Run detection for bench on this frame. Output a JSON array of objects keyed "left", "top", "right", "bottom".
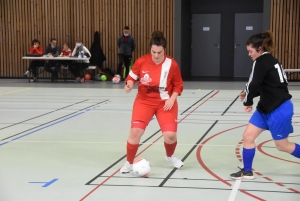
[{"left": 284, "top": 69, "right": 300, "bottom": 80}]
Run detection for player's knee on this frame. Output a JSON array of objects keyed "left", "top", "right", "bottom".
[
  {"left": 275, "top": 141, "right": 291, "bottom": 152},
  {"left": 274, "top": 138, "right": 292, "bottom": 152},
  {"left": 275, "top": 144, "right": 287, "bottom": 152},
  {"left": 243, "top": 132, "right": 255, "bottom": 143},
  {"left": 129, "top": 128, "right": 144, "bottom": 141},
  {"left": 161, "top": 124, "right": 177, "bottom": 141}
]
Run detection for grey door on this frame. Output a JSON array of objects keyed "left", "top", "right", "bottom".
[
  {"left": 234, "top": 13, "right": 263, "bottom": 77},
  {"left": 191, "top": 14, "right": 221, "bottom": 76}
]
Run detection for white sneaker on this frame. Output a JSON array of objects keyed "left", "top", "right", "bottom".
[
  {"left": 120, "top": 161, "right": 132, "bottom": 173},
  {"left": 165, "top": 155, "right": 184, "bottom": 168}
]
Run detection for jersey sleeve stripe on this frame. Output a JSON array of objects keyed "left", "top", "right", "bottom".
[
  {"left": 244, "top": 60, "right": 256, "bottom": 104},
  {"left": 129, "top": 71, "right": 139, "bottom": 80}
]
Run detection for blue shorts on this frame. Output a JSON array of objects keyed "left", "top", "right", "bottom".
[{"left": 249, "top": 100, "right": 294, "bottom": 140}]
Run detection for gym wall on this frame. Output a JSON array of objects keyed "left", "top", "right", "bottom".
[{"left": 0, "top": 0, "right": 174, "bottom": 78}]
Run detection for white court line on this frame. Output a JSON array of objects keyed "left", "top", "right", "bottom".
[{"left": 228, "top": 179, "right": 242, "bottom": 201}]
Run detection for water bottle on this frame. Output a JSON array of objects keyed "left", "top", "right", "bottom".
[{"left": 80, "top": 51, "right": 84, "bottom": 58}]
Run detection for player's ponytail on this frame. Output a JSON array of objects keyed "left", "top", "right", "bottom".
[
  {"left": 261, "top": 31, "right": 275, "bottom": 53},
  {"left": 150, "top": 31, "right": 167, "bottom": 49},
  {"left": 246, "top": 30, "right": 275, "bottom": 53}
]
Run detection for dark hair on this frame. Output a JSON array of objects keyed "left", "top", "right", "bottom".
[
  {"left": 50, "top": 38, "right": 57, "bottom": 42},
  {"left": 246, "top": 30, "right": 275, "bottom": 53},
  {"left": 124, "top": 26, "right": 130, "bottom": 30},
  {"left": 31, "top": 39, "right": 40, "bottom": 46},
  {"left": 150, "top": 31, "right": 167, "bottom": 49},
  {"left": 64, "top": 42, "right": 70, "bottom": 47}
]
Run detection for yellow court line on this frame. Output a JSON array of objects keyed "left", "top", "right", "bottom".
[{"left": 0, "top": 88, "right": 32, "bottom": 96}]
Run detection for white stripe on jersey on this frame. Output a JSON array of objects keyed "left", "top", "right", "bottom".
[
  {"left": 244, "top": 60, "right": 256, "bottom": 104},
  {"left": 159, "top": 58, "right": 172, "bottom": 100},
  {"left": 129, "top": 70, "right": 139, "bottom": 80}
]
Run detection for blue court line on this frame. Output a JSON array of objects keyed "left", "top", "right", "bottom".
[
  {"left": 29, "top": 178, "right": 58, "bottom": 187},
  {"left": 0, "top": 111, "right": 86, "bottom": 147}
]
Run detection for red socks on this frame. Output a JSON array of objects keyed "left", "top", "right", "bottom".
[
  {"left": 126, "top": 141, "right": 139, "bottom": 164},
  {"left": 126, "top": 141, "right": 177, "bottom": 163},
  {"left": 164, "top": 141, "right": 177, "bottom": 157}
]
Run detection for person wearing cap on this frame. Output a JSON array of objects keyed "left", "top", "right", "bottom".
[{"left": 118, "top": 26, "right": 136, "bottom": 79}]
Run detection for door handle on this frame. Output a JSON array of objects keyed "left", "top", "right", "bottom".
[
  {"left": 234, "top": 44, "right": 241, "bottom": 48},
  {"left": 214, "top": 44, "right": 220, "bottom": 48}
]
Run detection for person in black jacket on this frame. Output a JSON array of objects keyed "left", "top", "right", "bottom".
[
  {"left": 118, "top": 26, "right": 136, "bottom": 79},
  {"left": 44, "top": 38, "right": 61, "bottom": 82},
  {"left": 90, "top": 31, "right": 106, "bottom": 70},
  {"left": 230, "top": 31, "right": 300, "bottom": 180}
]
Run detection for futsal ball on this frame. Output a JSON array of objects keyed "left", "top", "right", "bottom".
[
  {"left": 112, "top": 74, "right": 121, "bottom": 83},
  {"left": 84, "top": 73, "right": 91, "bottom": 80},
  {"left": 100, "top": 75, "right": 107, "bottom": 81},
  {"left": 132, "top": 158, "right": 151, "bottom": 177}
]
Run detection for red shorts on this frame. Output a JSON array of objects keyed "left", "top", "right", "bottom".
[{"left": 131, "top": 98, "right": 178, "bottom": 132}]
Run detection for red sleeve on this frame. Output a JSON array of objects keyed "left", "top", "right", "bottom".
[
  {"left": 171, "top": 60, "right": 183, "bottom": 96},
  {"left": 29, "top": 47, "right": 35, "bottom": 54},
  {"left": 125, "top": 57, "right": 143, "bottom": 84},
  {"left": 29, "top": 46, "right": 43, "bottom": 55},
  {"left": 36, "top": 46, "right": 43, "bottom": 55}
]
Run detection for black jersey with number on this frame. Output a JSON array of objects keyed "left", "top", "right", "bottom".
[{"left": 243, "top": 52, "right": 292, "bottom": 114}]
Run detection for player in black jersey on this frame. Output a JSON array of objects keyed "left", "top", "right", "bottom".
[{"left": 230, "top": 31, "right": 300, "bottom": 179}]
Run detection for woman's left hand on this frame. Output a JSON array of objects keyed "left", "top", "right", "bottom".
[
  {"left": 164, "top": 98, "right": 175, "bottom": 111},
  {"left": 244, "top": 106, "right": 252, "bottom": 113}
]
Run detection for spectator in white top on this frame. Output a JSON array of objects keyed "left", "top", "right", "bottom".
[{"left": 69, "top": 38, "right": 91, "bottom": 83}]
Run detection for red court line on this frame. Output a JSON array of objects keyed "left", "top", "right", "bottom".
[
  {"left": 196, "top": 124, "right": 266, "bottom": 200},
  {"left": 79, "top": 90, "right": 220, "bottom": 200},
  {"left": 288, "top": 188, "right": 300, "bottom": 193},
  {"left": 263, "top": 177, "right": 273, "bottom": 181},
  {"left": 235, "top": 136, "right": 300, "bottom": 194},
  {"left": 257, "top": 135, "right": 300, "bottom": 165},
  {"left": 275, "top": 182, "right": 285, "bottom": 187}
]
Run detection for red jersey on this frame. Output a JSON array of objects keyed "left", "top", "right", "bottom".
[
  {"left": 61, "top": 48, "right": 72, "bottom": 56},
  {"left": 29, "top": 46, "right": 43, "bottom": 55},
  {"left": 126, "top": 54, "right": 183, "bottom": 100}
]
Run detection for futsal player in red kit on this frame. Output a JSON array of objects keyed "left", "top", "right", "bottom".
[{"left": 120, "top": 31, "right": 184, "bottom": 173}]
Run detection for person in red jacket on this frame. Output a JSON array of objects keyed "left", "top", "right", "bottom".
[
  {"left": 23, "top": 39, "right": 44, "bottom": 81},
  {"left": 120, "top": 31, "right": 184, "bottom": 173}
]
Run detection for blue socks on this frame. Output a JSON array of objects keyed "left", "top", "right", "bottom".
[
  {"left": 242, "top": 144, "right": 299, "bottom": 172},
  {"left": 291, "top": 143, "right": 300, "bottom": 158},
  {"left": 243, "top": 147, "right": 256, "bottom": 172}
]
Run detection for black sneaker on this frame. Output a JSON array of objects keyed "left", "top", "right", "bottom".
[{"left": 230, "top": 167, "right": 255, "bottom": 180}]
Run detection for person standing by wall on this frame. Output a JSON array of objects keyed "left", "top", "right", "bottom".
[{"left": 118, "top": 26, "right": 136, "bottom": 79}]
